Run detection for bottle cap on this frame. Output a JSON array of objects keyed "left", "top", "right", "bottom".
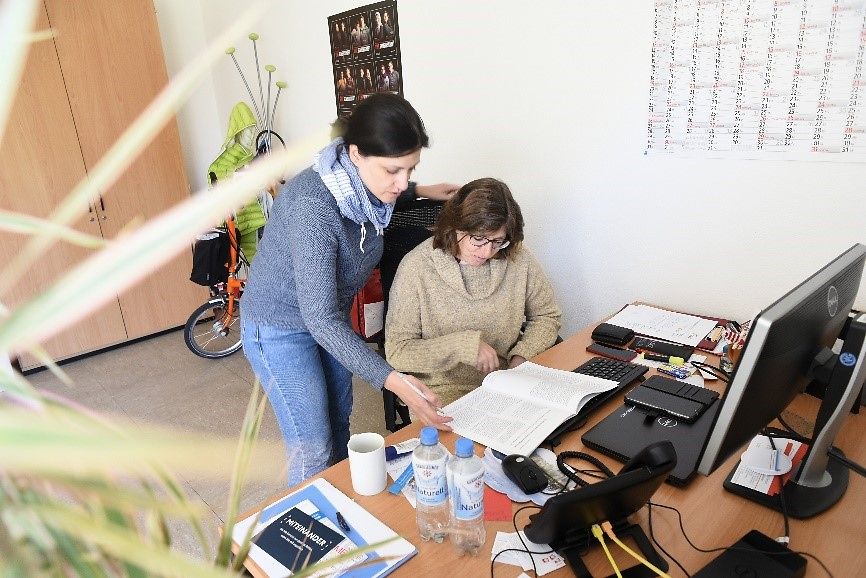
[
  {"left": 455, "top": 437, "right": 474, "bottom": 457},
  {"left": 420, "top": 426, "right": 439, "bottom": 445}
]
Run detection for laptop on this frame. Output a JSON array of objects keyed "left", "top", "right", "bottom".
[{"left": 581, "top": 399, "right": 721, "bottom": 486}]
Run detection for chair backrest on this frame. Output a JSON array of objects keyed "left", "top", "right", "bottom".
[
  {"left": 379, "top": 199, "right": 444, "bottom": 313},
  {"left": 379, "top": 198, "right": 443, "bottom": 433}
]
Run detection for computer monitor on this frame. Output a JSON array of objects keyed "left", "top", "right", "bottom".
[{"left": 696, "top": 243, "right": 866, "bottom": 517}]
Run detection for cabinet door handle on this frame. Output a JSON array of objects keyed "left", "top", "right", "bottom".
[
  {"left": 99, "top": 196, "right": 105, "bottom": 211},
  {"left": 89, "top": 203, "right": 95, "bottom": 222}
]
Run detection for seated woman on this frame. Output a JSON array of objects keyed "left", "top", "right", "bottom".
[{"left": 385, "top": 177, "right": 561, "bottom": 407}]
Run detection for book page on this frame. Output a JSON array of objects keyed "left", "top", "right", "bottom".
[
  {"left": 480, "top": 362, "right": 617, "bottom": 412},
  {"left": 442, "top": 363, "right": 617, "bottom": 456},
  {"left": 444, "top": 388, "right": 574, "bottom": 456}
]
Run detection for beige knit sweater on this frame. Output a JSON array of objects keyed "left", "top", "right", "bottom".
[{"left": 385, "top": 238, "right": 561, "bottom": 406}]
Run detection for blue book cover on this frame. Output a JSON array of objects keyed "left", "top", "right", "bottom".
[{"left": 253, "top": 507, "right": 344, "bottom": 573}]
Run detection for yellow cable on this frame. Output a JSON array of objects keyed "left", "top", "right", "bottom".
[
  {"left": 591, "top": 524, "right": 623, "bottom": 578},
  {"left": 601, "top": 521, "right": 671, "bottom": 578}
]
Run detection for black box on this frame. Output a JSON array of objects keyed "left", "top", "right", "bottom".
[{"left": 591, "top": 323, "right": 634, "bottom": 347}]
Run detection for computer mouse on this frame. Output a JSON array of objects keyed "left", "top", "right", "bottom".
[{"left": 501, "top": 454, "right": 548, "bottom": 494}]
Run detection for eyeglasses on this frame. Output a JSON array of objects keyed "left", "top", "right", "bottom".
[{"left": 462, "top": 234, "right": 510, "bottom": 250}]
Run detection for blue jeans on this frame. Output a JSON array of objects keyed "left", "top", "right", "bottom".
[{"left": 241, "top": 320, "right": 353, "bottom": 486}]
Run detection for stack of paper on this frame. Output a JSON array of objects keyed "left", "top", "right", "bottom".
[{"left": 606, "top": 304, "right": 719, "bottom": 347}]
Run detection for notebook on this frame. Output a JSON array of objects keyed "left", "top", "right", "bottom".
[
  {"left": 233, "top": 479, "right": 415, "bottom": 577},
  {"left": 581, "top": 399, "right": 721, "bottom": 486}
]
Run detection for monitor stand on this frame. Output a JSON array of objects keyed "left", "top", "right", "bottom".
[
  {"left": 723, "top": 314, "right": 866, "bottom": 518},
  {"left": 552, "top": 518, "right": 667, "bottom": 578}
]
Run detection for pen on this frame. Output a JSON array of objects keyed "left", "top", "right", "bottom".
[
  {"left": 336, "top": 511, "right": 351, "bottom": 533},
  {"left": 398, "top": 373, "right": 448, "bottom": 416},
  {"left": 388, "top": 462, "right": 415, "bottom": 495},
  {"left": 643, "top": 353, "right": 685, "bottom": 365},
  {"left": 399, "top": 372, "right": 430, "bottom": 402}
]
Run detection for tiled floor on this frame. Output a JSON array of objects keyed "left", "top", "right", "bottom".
[{"left": 24, "top": 328, "right": 390, "bottom": 561}]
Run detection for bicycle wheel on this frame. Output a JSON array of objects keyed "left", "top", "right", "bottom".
[{"left": 184, "top": 296, "right": 243, "bottom": 358}]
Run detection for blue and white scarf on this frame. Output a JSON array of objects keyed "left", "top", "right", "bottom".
[{"left": 313, "top": 138, "right": 393, "bottom": 251}]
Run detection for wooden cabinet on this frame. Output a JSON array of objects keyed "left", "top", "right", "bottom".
[{"left": 0, "top": 1, "right": 205, "bottom": 370}]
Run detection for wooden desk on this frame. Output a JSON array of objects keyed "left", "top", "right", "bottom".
[{"left": 236, "top": 322, "right": 866, "bottom": 577}]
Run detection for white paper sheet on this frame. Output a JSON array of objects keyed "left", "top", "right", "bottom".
[{"left": 606, "top": 304, "right": 719, "bottom": 347}]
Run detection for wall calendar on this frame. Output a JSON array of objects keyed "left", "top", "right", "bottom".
[{"left": 647, "top": 0, "right": 866, "bottom": 160}]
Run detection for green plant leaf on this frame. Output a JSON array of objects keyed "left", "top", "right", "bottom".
[
  {"left": 5, "top": 504, "right": 238, "bottom": 578},
  {"left": 23, "top": 345, "right": 73, "bottom": 386},
  {"left": 0, "top": 136, "right": 322, "bottom": 356},
  {"left": 217, "top": 382, "right": 267, "bottom": 567},
  {"left": 0, "top": 406, "right": 285, "bottom": 481},
  {"left": 0, "top": 362, "right": 41, "bottom": 408},
  {"left": 0, "top": 0, "right": 39, "bottom": 147},
  {"left": 0, "top": 210, "right": 106, "bottom": 248},
  {"left": 290, "top": 538, "right": 400, "bottom": 578}
]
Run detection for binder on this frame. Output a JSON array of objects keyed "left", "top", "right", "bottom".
[{"left": 233, "top": 479, "right": 415, "bottom": 577}]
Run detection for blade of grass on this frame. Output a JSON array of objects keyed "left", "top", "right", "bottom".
[
  {"left": 0, "top": 135, "right": 322, "bottom": 355},
  {"left": 0, "top": 210, "right": 106, "bottom": 248},
  {"left": 14, "top": 473, "right": 207, "bottom": 520},
  {"left": 24, "top": 345, "right": 73, "bottom": 385},
  {"left": 0, "top": 0, "right": 39, "bottom": 147},
  {"left": 216, "top": 382, "right": 267, "bottom": 567},
  {"left": 0, "top": 362, "right": 41, "bottom": 408},
  {"left": 0, "top": 407, "right": 284, "bottom": 481},
  {"left": 290, "top": 538, "right": 400, "bottom": 578},
  {"left": 33, "top": 394, "right": 221, "bottom": 557},
  {"left": 7, "top": 504, "right": 240, "bottom": 578},
  {"left": 14, "top": 482, "right": 123, "bottom": 578},
  {"left": 0, "top": 0, "right": 273, "bottom": 297}
]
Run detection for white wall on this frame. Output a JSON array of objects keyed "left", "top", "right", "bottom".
[
  {"left": 166, "top": 1, "right": 866, "bottom": 335},
  {"left": 153, "top": 0, "right": 222, "bottom": 193}
]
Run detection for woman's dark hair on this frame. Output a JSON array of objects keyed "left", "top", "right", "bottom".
[
  {"left": 433, "top": 178, "right": 524, "bottom": 260},
  {"left": 342, "top": 93, "right": 429, "bottom": 157}
]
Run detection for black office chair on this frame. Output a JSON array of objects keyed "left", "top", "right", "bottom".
[{"left": 379, "top": 198, "right": 444, "bottom": 432}]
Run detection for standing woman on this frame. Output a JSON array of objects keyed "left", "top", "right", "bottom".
[{"left": 241, "top": 94, "right": 452, "bottom": 486}]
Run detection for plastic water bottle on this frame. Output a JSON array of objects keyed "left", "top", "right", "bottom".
[
  {"left": 412, "top": 427, "right": 449, "bottom": 542},
  {"left": 447, "top": 437, "right": 486, "bottom": 555}
]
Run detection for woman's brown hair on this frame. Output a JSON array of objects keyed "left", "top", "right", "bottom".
[{"left": 432, "top": 178, "right": 524, "bottom": 260}]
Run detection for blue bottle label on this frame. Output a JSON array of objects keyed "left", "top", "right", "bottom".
[
  {"left": 413, "top": 456, "right": 448, "bottom": 507},
  {"left": 452, "top": 469, "right": 484, "bottom": 521}
]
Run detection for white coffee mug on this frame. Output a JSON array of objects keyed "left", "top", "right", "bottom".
[{"left": 347, "top": 432, "right": 387, "bottom": 496}]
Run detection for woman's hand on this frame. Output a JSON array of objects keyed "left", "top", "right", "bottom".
[
  {"left": 384, "top": 371, "right": 452, "bottom": 430},
  {"left": 508, "top": 355, "right": 527, "bottom": 368},
  {"left": 416, "top": 182, "right": 461, "bottom": 202},
  {"left": 476, "top": 341, "right": 501, "bottom": 374}
]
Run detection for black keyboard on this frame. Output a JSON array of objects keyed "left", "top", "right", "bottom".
[
  {"left": 543, "top": 357, "right": 648, "bottom": 446},
  {"left": 576, "top": 357, "right": 648, "bottom": 383}
]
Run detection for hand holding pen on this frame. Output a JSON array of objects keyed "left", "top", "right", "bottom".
[{"left": 385, "top": 371, "right": 452, "bottom": 430}]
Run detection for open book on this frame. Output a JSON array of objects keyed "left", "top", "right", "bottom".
[
  {"left": 442, "top": 361, "right": 618, "bottom": 456},
  {"left": 233, "top": 478, "right": 415, "bottom": 577}
]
